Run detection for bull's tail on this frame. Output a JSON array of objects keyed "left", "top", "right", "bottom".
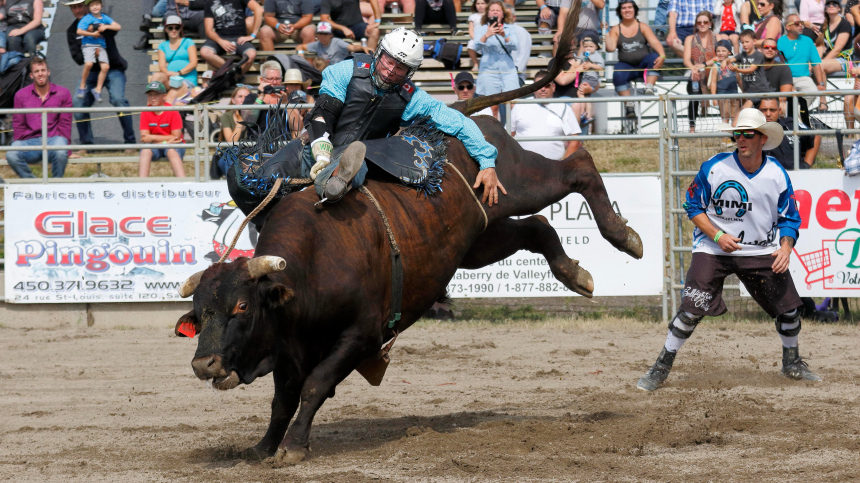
[{"left": 449, "top": 1, "right": 581, "bottom": 116}]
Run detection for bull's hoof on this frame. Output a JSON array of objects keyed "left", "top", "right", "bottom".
[
  {"left": 550, "top": 257, "right": 594, "bottom": 298},
  {"left": 618, "top": 225, "right": 644, "bottom": 260},
  {"left": 271, "top": 447, "right": 308, "bottom": 466}
]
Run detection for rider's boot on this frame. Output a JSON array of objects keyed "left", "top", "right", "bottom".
[
  {"left": 636, "top": 347, "right": 676, "bottom": 392},
  {"left": 323, "top": 141, "right": 366, "bottom": 202},
  {"left": 781, "top": 346, "right": 821, "bottom": 381}
]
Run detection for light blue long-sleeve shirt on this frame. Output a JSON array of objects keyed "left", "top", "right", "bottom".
[{"left": 319, "top": 59, "right": 499, "bottom": 170}]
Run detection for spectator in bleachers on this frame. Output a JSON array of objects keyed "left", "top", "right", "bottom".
[
  {"left": 138, "top": 80, "right": 186, "bottom": 178},
  {"left": 707, "top": 39, "right": 739, "bottom": 122},
  {"left": 761, "top": 37, "right": 793, "bottom": 115},
  {"left": 666, "top": 0, "right": 712, "bottom": 56},
  {"left": 7, "top": 57, "right": 72, "bottom": 179},
  {"left": 283, "top": 68, "right": 311, "bottom": 133},
  {"left": 0, "top": 2, "right": 7, "bottom": 55},
  {"left": 414, "top": 0, "right": 459, "bottom": 36},
  {"left": 157, "top": 15, "right": 199, "bottom": 87},
  {"left": 713, "top": 0, "right": 740, "bottom": 53},
  {"left": 535, "top": 0, "right": 560, "bottom": 53},
  {"left": 369, "top": 0, "right": 414, "bottom": 15},
  {"left": 506, "top": 5, "right": 530, "bottom": 85},
  {"left": 165, "top": 0, "right": 207, "bottom": 39},
  {"left": 511, "top": 69, "right": 580, "bottom": 160},
  {"left": 554, "top": 0, "right": 603, "bottom": 53},
  {"left": 474, "top": 0, "right": 518, "bottom": 124},
  {"left": 467, "top": 0, "right": 486, "bottom": 71},
  {"left": 818, "top": 1, "right": 851, "bottom": 74},
  {"left": 200, "top": 0, "right": 263, "bottom": 73},
  {"left": 683, "top": 10, "right": 716, "bottom": 131},
  {"left": 655, "top": 0, "right": 670, "bottom": 38},
  {"left": 798, "top": 0, "right": 824, "bottom": 40},
  {"left": 727, "top": 29, "right": 772, "bottom": 108},
  {"left": 259, "top": 0, "right": 317, "bottom": 50},
  {"left": 752, "top": 0, "right": 783, "bottom": 47},
  {"left": 570, "top": 31, "right": 603, "bottom": 126},
  {"left": 738, "top": 0, "right": 761, "bottom": 28},
  {"left": 759, "top": 97, "right": 820, "bottom": 169},
  {"left": 321, "top": 0, "right": 380, "bottom": 50},
  {"left": 76, "top": 0, "right": 120, "bottom": 103},
  {"left": 239, "top": 60, "right": 290, "bottom": 131},
  {"left": 606, "top": 0, "right": 666, "bottom": 114},
  {"left": 453, "top": 71, "right": 494, "bottom": 117},
  {"left": 5, "top": 0, "right": 45, "bottom": 56},
  {"left": 298, "top": 21, "right": 370, "bottom": 65},
  {"left": 63, "top": 0, "right": 135, "bottom": 156},
  {"left": 778, "top": 14, "right": 827, "bottom": 110},
  {"left": 220, "top": 85, "right": 251, "bottom": 143}
]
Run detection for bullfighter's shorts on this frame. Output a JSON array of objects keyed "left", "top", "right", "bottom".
[{"left": 680, "top": 252, "right": 802, "bottom": 318}]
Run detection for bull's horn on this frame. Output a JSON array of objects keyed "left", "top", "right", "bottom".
[
  {"left": 178, "top": 270, "right": 205, "bottom": 298},
  {"left": 247, "top": 256, "right": 287, "bottom": 278}
]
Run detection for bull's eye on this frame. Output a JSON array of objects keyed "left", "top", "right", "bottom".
[{"left": 234, "top": 301, "right": 248, "bottom": 314}]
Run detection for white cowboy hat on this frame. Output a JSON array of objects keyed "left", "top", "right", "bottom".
[
  {"left": 283, "top": 68, "right": 311, "bottom": 88},
  {"left": 717, "top": 108, "right": 784, "bottom": 151}
]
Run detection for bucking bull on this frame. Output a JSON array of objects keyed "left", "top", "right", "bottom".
[{"left": 174, "top": 5, "right": 643, "bottom": 465}]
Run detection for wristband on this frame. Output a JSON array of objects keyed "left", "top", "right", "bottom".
[
  {"left": 162, "top": 140, "right": 168, "bottom": 144},
  {"left": 714, "top": 230, "right": 725, "bottom": 243},
  {"left": 250, "top": 33, "right": 257, "bottom": 39},
  {"left": 276, "top": 22, "right": 281, "bottom": 30},
  {"left": 375, "top": 18, "right": 381, "bottom": 23},
  {"left": 659, "top": 55, "right": 666, "bottom": 59},
  {"left": 540, "top": 4, "right": 547, "bottom": 9}
]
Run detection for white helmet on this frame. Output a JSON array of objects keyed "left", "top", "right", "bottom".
[{"left": 372, "top": 27, "right": 424, "bottom": 91}]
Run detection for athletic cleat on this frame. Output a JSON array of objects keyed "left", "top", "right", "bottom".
[
  {"left": 636, "top": 347, "right": 676, "bottom": 392},
  {"left": 781, "top": 346, "right": 821, "bottom": 381},
  {"left": 323, "top": 141, "right": 366, "bottom": 202}
]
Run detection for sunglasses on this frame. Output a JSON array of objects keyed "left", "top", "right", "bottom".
[
  {"left": 757, "top": 2, "right": 767, "bottom": 6},
  {"left": 696, "top": 20, "right": 710, "bottom": 25},
  {"left": 762, "top": 44, "right": 778, "bottom": 50},
  {"left": 457, "top": 83, "right": 474, "bottom": 90},
  {"left": 732, "top": 130, "right": 759, "bottom": 140},
  {"left": 165, "top": 25, "right": 181, "bottom": 31}
]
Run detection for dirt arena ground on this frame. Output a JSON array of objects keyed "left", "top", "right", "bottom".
[{"left": 1, "top": 317, "right": 859, "bottom": 482}]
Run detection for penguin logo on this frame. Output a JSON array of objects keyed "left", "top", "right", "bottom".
[
  {"left": 201, "top": 201, "right": 258, "bottom": 262},
  {"left": 713, "top": 181, "right": 751, "bottom": 217}
]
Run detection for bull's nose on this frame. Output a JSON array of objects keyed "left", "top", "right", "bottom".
[{"left": 191, "top": 355, "right": 225, "bottom": 380}]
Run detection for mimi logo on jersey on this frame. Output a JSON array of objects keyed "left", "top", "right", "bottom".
[{"left": 713, "top": 180, "right": 751, "bottom": 217}]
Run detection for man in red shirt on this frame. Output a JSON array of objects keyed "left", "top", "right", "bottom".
[{"left": 138, "top": 81, "right": 186, "bottom": 178}]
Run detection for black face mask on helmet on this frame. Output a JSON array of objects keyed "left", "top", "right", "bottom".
[{"left": 371, "top": 49, "right": 416, "bottom": 91}]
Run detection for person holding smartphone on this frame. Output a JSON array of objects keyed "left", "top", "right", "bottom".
[{"left": 473, "top": 0, "right": 518, "bottom": 124}]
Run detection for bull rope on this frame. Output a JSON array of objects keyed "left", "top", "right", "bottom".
[
  {"left": 358, "top": 185, "right": 404, "bottom": 331},
  {"left": 217, "top": 177, "right": 314, "bottom": 263},
  {"left": 445, "top": 162, "right": 488, "bottom": 231}
]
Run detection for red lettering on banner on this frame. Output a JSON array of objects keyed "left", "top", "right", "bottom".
[
  {"left": 78, "top": 211, "right": 86, "bottom": 237},
  {"left": 120, "top": 216, "right": 144, "bottom": 236},
  {"left": 794, "top": 190, "right": 811, "bottom": 230},
  {"left": 816, "top": 190, "right": 851, "bottom": 230},
  {"left": 147, "top": 217, "right": 171, "bottom": 236},
  {"left": 35, "top": 211, "right": 73, "bottom": 237},
  {"left": 89, "top": 217, "right": 116, "bottom": 237}
]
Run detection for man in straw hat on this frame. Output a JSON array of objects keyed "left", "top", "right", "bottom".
[{"left": 636, "top": 108, "right": 819, "bottom": 392}]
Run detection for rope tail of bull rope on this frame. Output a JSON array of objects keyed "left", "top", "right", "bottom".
[
  {"left": 445, "top": 161, "right": 488, "bottom": 231},
  {"left": 216, "top": 176, "right": 314, "bottom": 263},
  {"left": 358, "top": 185, "right": 404, "bottom": 333}
]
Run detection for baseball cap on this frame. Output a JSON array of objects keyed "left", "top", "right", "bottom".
[
  {"left": 317, "top": 22, "right": 333, "bottom": 34},
  {"left": 84, "top": 0, "right": 102, "bottom": 5},
  {"left": 825, "top": 0, "right": 841, "bottom": 5},
  {"left": 578, "top": 30, "right": 599, "bottom": 46},
  {"left": 164, "top": 15, "right": 182, "bottom": 27},
  {"left": 716, "top": 39, "right": 733, "bottom": 53},
  {"left": 145, "top": 81, "right": 167, "bottom": 94},
  {"left": 202, "top": 70, "right": 213, "bottom": 79},
  {"left": 454, "top": 71, "right": 475, "bottom": 86}
]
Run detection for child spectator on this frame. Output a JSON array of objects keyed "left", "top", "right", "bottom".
[
  {"left": 467, "top": 0, "right": 487, "bottom": 72},
  {"left": 571, "top": 32, "right": 603, "bottom": 127},
  {"left": 708, "top": 39, "right": 739, "bottom": 123},
  {"left": 139, "top": 81, "right": 186, "bottom": 178},
  {"left": 727, "top": 29, "right": 772, "bottom": 108},
  {"left": 714, "top": 0, "right": 740, "bottom": 53},
  {"left": 76, "top": 0, "right": 120, "bottom": 103},
  {"left": 298, "top": 21, "right": 369, "bottom": 65}
]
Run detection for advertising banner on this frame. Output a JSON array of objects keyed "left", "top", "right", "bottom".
[
  {"left": 4, "top": 177, "right": 663, "bottom": 303},
  {"left": 446, "top": 176, "right": 664, "bottom": 297},
  {"left": 781, "top": 171, "right": 860, "bottom": 297},
  {"left": 3, "top": 182, "right": 253, "bottom": 303}
]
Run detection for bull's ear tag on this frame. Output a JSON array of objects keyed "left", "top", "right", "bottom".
[{"left": 177, "top": 322, "right": 197, "bottom": 338}]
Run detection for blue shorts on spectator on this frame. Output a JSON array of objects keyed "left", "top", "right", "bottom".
[
  {"left": 146, "top": 148, "right": 186, "bottom": 160},
  {"left": 613, "top": 52, "right": 661, "bottom": 93}
]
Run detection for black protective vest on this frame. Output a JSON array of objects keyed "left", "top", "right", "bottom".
[{"left": 331, "top": 54, "right": 415, "bottom": 147}]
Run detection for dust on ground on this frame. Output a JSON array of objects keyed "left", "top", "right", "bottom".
[{"left": 1, "top": 317, "right": 858, "bottom": 482}]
